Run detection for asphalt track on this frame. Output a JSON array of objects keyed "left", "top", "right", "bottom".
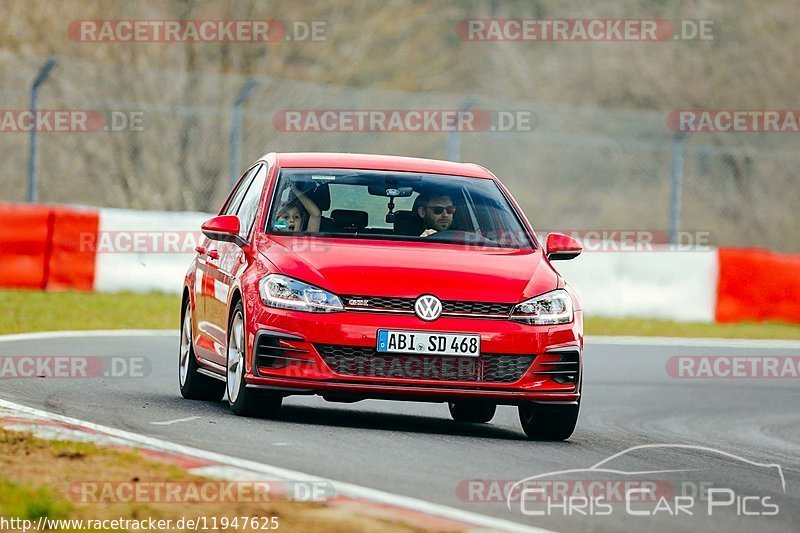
[{"left": 0, "top": 332, "right": 798, "bottom": 532}]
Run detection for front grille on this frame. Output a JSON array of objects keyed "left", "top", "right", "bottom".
[
  {"left": 442, "top": 301, "right": 512, "bottom": 315},
  {"left": 341, "top": 295, "right": 513, "bottom": 318},
  {"left": 316, "top": 344, "right": 534, "bottom": 383},
  {"left": 343, "top": 295, "right": 411, "bottom": 310}
]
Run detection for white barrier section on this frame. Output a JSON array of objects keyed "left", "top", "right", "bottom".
[
  {"left": 553, "top": 248, "right": 719, "bottom": 322},
  {"left": 94, "top": 208, "right": 212, "bottom": 293}
]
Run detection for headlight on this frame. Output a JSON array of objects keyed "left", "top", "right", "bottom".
[
  {"left": 510, "top": 289, "right": 573, "bottom": 325},
  {"left": 259, "top": 274, "right": 344, "bottom": 313}
]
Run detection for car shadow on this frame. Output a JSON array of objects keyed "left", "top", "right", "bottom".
[
  {"left": 270, "top": 403, "right": 529, "bottom": 440},
  {"left": 150, "top": 392, "right": 559, "bottom": 442}
]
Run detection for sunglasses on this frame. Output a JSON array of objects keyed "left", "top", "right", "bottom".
[{"left": 427, "top": 206, "right": 456, "bottom": 215}]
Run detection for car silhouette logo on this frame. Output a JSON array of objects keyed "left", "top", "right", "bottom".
[
  {"left": 505, "top": 443, "right": 787, "bottom": 511},
  {"left": 415, "top": 294, "right": 442, "bottom": 321}
]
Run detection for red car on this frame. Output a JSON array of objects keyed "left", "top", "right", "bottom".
[{"left": 180, "top": 153, "right": 583, "bottom": 440}]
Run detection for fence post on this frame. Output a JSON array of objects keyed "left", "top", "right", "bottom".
[
  {"left": 27, "top": 56, "right": 58, "bottom": 203},
  {"left": 446, "top": 96, "right": 477, "bottom": 162},
  {"left": 230, "top": 78, "right": 258, "bottom": 187},
  {"left": 669, "top": 131, "right": 686, "bottom": 245}
]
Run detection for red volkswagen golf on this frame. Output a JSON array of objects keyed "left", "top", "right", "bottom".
[{"left": 180, "top": 153, "right": 583, "bottom": 440}]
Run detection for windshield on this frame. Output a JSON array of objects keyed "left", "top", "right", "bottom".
[{"left": 265, "top": 168, "right": 533, "bottom": 249}]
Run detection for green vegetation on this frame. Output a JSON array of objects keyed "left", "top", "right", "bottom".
[
  {"left": 2, "top": 290, "right": 799, "bottom": 339},
  {"left": 0, "top": 480, "right": 72, "bottom": 521},
  {"left": 0, "top": 290, "right": 179, "bottom": 335}
]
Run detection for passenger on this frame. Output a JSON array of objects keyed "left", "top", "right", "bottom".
[
  {"left": 416, "top": 193, "right": 456, "bottom": 237},
  {"left": 274, "top": 184, "right": 321, "bottom": 232}
]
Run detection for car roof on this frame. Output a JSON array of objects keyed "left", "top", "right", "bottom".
[{"left": 260, "top": 152, "right": 495, "bottom": 180}]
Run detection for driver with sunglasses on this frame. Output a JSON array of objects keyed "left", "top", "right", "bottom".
[{"left": 417, "top": 193, "right": 456, "bottom": 237}]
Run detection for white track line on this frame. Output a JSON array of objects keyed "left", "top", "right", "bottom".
[
  {"left": 0, "top": 399, "right": 547, "bottom": 533},
  {"left": 150, "top": 416, "right": 201, "bottom": 426},
  {"left": 1, "top": 330, "right": 796, "bottom": 349},
  {"left": 587, "top": 335, "right": 800, "bottom": 349}
]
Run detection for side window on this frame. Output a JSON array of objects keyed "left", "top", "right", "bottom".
[
  {"left": 221, "top": 165, "right": 259, "bottom": 216},
  {"left": 235, "top": 164, "right": 268, "bottom": 239}
]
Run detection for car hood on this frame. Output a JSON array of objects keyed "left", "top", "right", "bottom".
[{"left": 257, "top": 235, "right": 558, "bottom": 303}]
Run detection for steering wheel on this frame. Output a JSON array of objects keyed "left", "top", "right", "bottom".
[{"left": 428, "top": 230, "right": 493, "bottom": 245}]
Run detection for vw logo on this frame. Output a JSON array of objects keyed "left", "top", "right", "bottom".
[{"left": 415, "top": 294, "right": 442, "bottom": 321}]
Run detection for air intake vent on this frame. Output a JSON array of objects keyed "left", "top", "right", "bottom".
[
  {"left": 255, "top": 331, "right": 310, "bottom": 370},
  {"left": 533, "top": 349, "right": 580, "bottom": 386}
]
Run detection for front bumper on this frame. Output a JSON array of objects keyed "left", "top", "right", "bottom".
[{"left": 244, "top": 304, "right": 583, "bottom": 404}]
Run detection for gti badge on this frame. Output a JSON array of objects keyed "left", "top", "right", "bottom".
[{"left": 415, "top": 294, "right": 442, "bottom": 321}]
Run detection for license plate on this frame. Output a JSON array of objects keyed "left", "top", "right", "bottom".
[{"left": 377, "top": 330, "right": 481, "bottom": 357}]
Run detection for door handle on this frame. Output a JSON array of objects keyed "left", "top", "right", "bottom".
[{"left": 207, "top": 250, "right": 220, "bottom": 260}]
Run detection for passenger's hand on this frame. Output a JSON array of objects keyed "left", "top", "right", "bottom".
[{"left": 420, "top": 229, "right": 438, "bottom": 237}]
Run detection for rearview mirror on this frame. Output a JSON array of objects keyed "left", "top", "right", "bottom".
[
  {"left": 201, "top": 215, "right": 245, "bottom": 246},
  {"left": 545, "top": 233, "right": 582, "bottom": 261},
  {"left": 367, "top": 183, "right": 414, "bottom": 197}
]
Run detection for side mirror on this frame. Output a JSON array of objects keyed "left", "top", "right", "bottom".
[
  {"left": 545, "top": 233, "right": 582, "bottom": 261},
  {"left": 201, "top": 215, "right": 245, "bottom": 247}
]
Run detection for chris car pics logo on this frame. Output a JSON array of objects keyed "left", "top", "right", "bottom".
[{"left": 505, "top": 444, "right": 784, "bottom": 518}]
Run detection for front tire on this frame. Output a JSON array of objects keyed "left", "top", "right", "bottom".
[
  {"left": 179, "top": 300, "right": 225, "bottom": 401},
  {"left": 448, "top": 401, "right": 496, "bottom": 423},
  {"left": 226, "top": 301, "right": 282, "bottom": 418},
  {"left": 518, "top": 401, "right": 580, "bottom": 441}
]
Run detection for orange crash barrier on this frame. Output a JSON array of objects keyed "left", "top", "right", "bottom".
[
  {"left": 47, "top": 207, "right": 100, "bottom": 290},
  {"left": 0, "top": 203, "right": 52, "bottom": 288},
  {"left": 0, "top": 203, "right": 99, "bottom": 290},
  {"left": 716, "top": 247, "right": 800, "bottom": 324}
]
